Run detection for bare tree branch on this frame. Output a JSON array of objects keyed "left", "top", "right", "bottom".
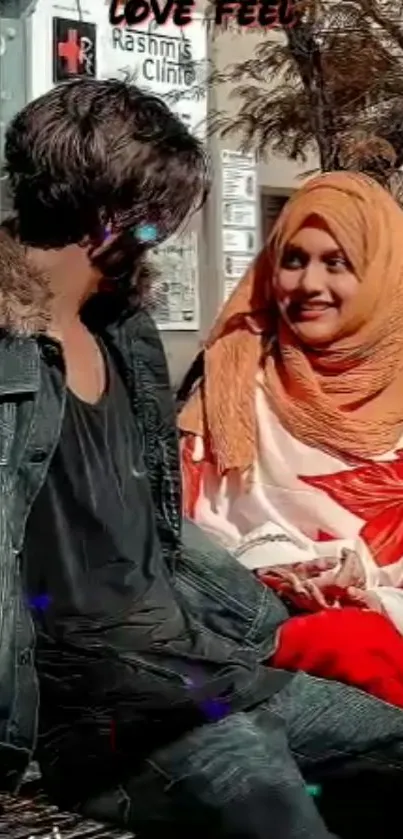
[{"left": 204, "top": 0, "right": 403, "bottom": 191}]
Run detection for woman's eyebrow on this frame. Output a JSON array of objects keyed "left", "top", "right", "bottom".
[
  {"left": 284, "top": 244, "right": 306, "bottom": 254},
  {"left": 286, "top": 245, "right": 345, "bottom": 258},
  {"left": 322, "top": 248, "right": 345, "bottom": 258}
]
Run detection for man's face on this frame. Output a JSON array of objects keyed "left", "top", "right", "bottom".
[{"left": 88, "top": 228, "right": 146, "bottom": 288}]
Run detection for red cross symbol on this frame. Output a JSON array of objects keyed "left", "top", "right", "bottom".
[{"left": 58, "top": 29, "right": 82, "bottom": 74}]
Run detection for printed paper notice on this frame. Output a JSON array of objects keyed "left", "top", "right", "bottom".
[
  {"left": 223, "top": 254, "right": 253, "bottom": 279},
  {"left": 221, "top": 151, "right": 257, "bottom": 202},
  {"left": 221, "top": 150, "right": 259, "bottom": 302},
  {"left": 223, "top": 228, "right": 257, "bottom": 255},
  {"left": 150, "top": 231, "right": 199, "bottom": 330},
  {"left": 223, "top": 201, "right": 256, "bottom": 228}
]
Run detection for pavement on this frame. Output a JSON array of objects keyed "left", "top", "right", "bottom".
[{"left": 0, "top": 765, "right": 135, "bottom": 839}]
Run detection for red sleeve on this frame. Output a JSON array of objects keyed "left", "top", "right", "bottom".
[{"left": 181, "top": 436, "right": 205, "bottom": 519}]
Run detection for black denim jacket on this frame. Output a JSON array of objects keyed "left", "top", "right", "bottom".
[{"left": 0, "top": 300, "right": 182, "bottom": 792}]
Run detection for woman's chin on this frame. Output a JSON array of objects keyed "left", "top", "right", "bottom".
[{"left": 290, "top": 314, "right": 340, "bottom": 346}]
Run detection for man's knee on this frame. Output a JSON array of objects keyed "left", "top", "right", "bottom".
[
  {"left": 146, "top": 712, "right": 329, "bottom": 837},
  {"left": 151, "top": 711, "right": 288, "bottom": 803}
]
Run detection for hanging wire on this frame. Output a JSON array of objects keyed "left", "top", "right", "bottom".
[{"left": 75, "top": 0, "right": 83, "bottom": 22}]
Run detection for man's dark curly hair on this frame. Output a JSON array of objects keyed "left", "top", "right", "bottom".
[{"left": 4, "top": 77, "right": 210, "bottom": 249}]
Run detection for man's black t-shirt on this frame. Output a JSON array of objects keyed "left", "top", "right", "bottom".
[
  {"left": 24, "top": 344, "right": 188, "bottom": 654},
  {"left": 22, "top": 343, "right": 277, "bottom": 788}
]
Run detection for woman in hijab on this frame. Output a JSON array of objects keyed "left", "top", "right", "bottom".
[{"left": 178, "top": 171, "right": 403, "bottom": 707}]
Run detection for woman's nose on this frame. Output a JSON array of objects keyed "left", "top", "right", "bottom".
[{"left": 299, "top": 264, "right": 323, "bottom": 293}]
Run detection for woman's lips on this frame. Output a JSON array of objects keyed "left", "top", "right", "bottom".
[{"left": 295, "top": 304, "right": 335, "bottom": 321}]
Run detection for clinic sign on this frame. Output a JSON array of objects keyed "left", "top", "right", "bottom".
[
  {"left": 99, "top": 14, "right": 207, "bottom": 137},
  {"left": 109, "top": 23, "right": 196, "bottom": 90}
]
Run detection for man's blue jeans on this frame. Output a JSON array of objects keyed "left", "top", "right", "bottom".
[{"left": 80, "top": 521, "right": 403, "bottom": 837}]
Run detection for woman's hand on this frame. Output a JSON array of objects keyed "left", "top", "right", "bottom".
[
  {"left": 257, "top": 549, "right": 368, "bottom": 612},
  {"left": 256, "top": 557, "right": 339, "bottom": 612},
  {"left": 313, "top": 549, "right": 367, "bottom": 605},
  {"left": 343, "top": 587, "right": 387, "bottom": 614}
]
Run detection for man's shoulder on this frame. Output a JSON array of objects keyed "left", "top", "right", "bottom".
[
  {"left": 123, "top": 306, "right": 162, "bottom": 346},
  {"left": 115, "top": 307, "right": 171, "bottom": 383},
  {"left": 0, "top": 334, "right": 40, "bottom": 397},
  {"left": 0, "top": 227, "right": 51, "bottom": 337}
]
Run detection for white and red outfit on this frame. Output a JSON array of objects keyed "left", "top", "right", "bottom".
[
  {"left": 182, "top": 378, "right": 403, "bottom": 708},
  {"left": 180, "top": 173, "right": 403, "bottom": 709}
]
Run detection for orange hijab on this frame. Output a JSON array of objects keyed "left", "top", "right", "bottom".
[{"left": 179, "top": 172, "right": 403, "bottom": 475}]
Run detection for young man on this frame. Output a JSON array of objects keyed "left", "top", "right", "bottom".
[{"left": 1, "top": 78, "right": 403, "bottom": 839}]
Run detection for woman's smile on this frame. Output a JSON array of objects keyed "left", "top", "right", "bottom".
[{"left": 290, "top": 301, "right": 336, "bottom": 321}]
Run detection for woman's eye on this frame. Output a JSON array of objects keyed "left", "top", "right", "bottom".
[
  {"left": 281, "top": 251, "right": 304, "bottom": 269},
  {"left": 326, "top": 257, "right": 348, "bottom": 272}
]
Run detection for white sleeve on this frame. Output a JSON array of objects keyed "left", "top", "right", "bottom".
[
  {"left": 201, "top": 520, "right": 373, "bottom": 574},
  {"left": 233, "top": 523, "right": 319, "bottom": 570},
  {"left": 373, "top": 588, "right": 403, "bottom": 634},
  {"left": 347, "top": 539, "right": 403, "bottom": 633}
]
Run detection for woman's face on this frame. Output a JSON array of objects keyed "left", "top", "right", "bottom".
[{"left": 273, "top": 222, "right": 360, "bottom": 345}]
